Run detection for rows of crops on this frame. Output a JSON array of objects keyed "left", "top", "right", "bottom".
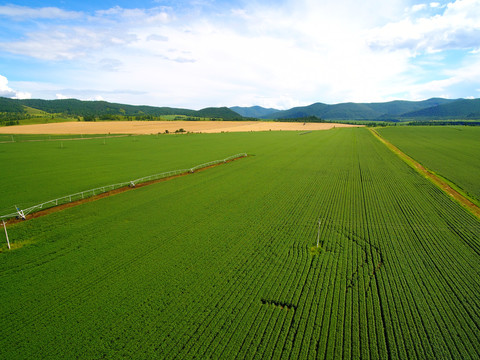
[
  {"left": 377, "top": 126, "right": 480, "bottom": 204},
  {"left": 0, "top": 152, "right": 247, "bottom": 220},
  {"left": 1, "top": 128, "right": 479, "bottom": 358},
  {"left": 0, "top": 132, "right": 254, "bottom": 214}
]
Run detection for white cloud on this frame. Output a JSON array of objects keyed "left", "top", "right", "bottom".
[
  {"left": 98, "top": 58, "right": 123, "bottom": 72},
  {"left": 14, "top": 91, "right": 32, "bottom": 100},
  {"left": 1, "top": 1, "right": 479, "bottom": 107},
  {"left": 411, "top": 4, "right": 427, "bottom": 12},
  {"left": 147, "top": 34, "right": 168, "bottom": 42},
  {"left": 0, "top": 26, "right": 138, "bottom": 60},
  {"left": 95, "top": 6, "right": 170, "bottom": 23},
  {"left": 0, "top": 4, "right": 81, "bottom": 20},
  {"left": 56, "top": 92, "right": 103, "bottom": 101},
  {"left": 368, "top": 0, "right": 480, "bottom": 53},
  {"left": 397, "top": 52, "right": 480, "bottom": 99},
  {"left": 0, "top": 75, "right": 31, "bottom": 99},
  {"left": 5, "top": 1, "right": 408, "bottom": 106}
]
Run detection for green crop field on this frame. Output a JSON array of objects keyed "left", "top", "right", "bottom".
[
  {"left": 0, "top": 132, "right": 255, "bottom": 214},
  {"left": 1, "top": 128, "right": 479, "bottom": 359},
  {"left": 377, "top": 126, "right": 480, "bottom": 204}
]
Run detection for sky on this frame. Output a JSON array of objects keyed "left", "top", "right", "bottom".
[{"left": 0, "top": 0, "right": 480, "bottom": 109}]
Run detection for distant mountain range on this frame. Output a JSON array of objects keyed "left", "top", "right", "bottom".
[
  {"left": 231, "top": 98, "right": 480, "bottom": 121},
  {"left": 2, "top": 96, "right": 480, "bottom": 121},
  {"left": 230, "top": 105, "right": 279, "bottom": 118}
]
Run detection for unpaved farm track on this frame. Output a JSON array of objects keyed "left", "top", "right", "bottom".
[
  {"left": 369, "top": 128, "right": 480, "bottom": 219},
  {"left": 0, "top": 120, "right": 360, "bottom": 135}
]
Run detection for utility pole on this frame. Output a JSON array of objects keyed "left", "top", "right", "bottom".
[
  {"left": 316, "top": 218, "right": 321, "bottom": 247},
  {"left": 2, "top": 220, "right": 10, "bottom": 250}
]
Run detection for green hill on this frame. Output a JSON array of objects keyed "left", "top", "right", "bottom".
[
  {"left": 230, "top": 106, "right": 279, "bottom": 118},
  {"left": 194, "top": 107, "right": 244, "bottom": 119},
  {"left": 269, "top": 102, "right": 330, "bottom": 119},
  {"left": 3, "top": 96, "right": 479, "bottom": 122},
  {"left": 401, "top": 98, "right": 480, "bottom": 119},
  {"left": 0, "top": 97, "right": 242, "bottom": 120},
  {"left": 370, "top": 98, "right": 456, "bottom": 116},
  {"left": 266, "top": 98, "right": 463, "bottom": 120},
  {"left": 321, "top": 103, "right": 382, "bottom": 119},
  {"left": 0, "top": 97, "right": 25, "bottom": 113},
  {"left": 19, "top": 99, "right": 196, "bottom": 117}
]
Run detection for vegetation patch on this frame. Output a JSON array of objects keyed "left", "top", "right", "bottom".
[
  {"left": 309, "top": 245, "right": 322, "bottom": 256},
  {"left": 260, "top": 299, "right": 297, "bottom": 311}
]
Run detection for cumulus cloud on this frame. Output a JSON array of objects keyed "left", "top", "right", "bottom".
[
  {"left": 0, "top": 1, "right": 478, "bottom": 107},
  {"left": 0, "top": 75, "right": 31, "bottom": 99},
  {"left": 0, "top": 26, "right": 138, "bottom": 60},
  {"left": 368, "top": 0, "right": 480, "bottom": 53},
  {"left": 0, "top": 1, "right": 410, "bottom": 106},
  {"left": 0, "top": 4, "right": 81, "bottom": 20},
  {"left": 95, "top": 6, "right": 170, "bottom": 23},
  {"left": 411, "top": 4, "right": 427, "bottom": 12}
]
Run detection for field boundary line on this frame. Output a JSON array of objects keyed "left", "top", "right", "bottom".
[
  {"left": 1, "top": 153, "right": 248, "bottom": 224},
  {"left": 0, "top": 134, "right": 130, "bottom": 143},
  {"left": 368, "top": 128, "right": 480, "bottom": 219}
]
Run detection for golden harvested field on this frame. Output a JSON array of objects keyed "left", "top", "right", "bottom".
[{"left": 0, "top": 121, "right": 361, "bottom": 134}]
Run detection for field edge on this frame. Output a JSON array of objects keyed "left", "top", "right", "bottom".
[{"left": 368, "top": 127, "right": 480, "bottom": 219}]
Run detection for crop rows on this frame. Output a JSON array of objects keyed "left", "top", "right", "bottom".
[
  {"left": 0, "top": 153, "right": 246, "bottom": 220},
  {"left": 377, "top": 126, "right": 480, "bottom": 204},
  {"left": 1, "top": 128, "right": 479, "bottom": 359}
]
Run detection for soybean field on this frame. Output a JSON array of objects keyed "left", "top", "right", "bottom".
[
  {"left": 0, "top": 132, "right": 251, "bottom": 214},
  {"left": 1, "top": 128, "right": 479, "bottom": 359},
  {"left": 377, "top": 126, "right": 480, "bottom": 204}
]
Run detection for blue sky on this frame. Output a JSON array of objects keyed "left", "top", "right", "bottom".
[{"left": 1, "top": 0, "right": 480, "bottom": 109}]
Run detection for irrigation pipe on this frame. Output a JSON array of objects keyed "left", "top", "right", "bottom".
[{"left": 1, "top": 153, "right": 247, "bottom": 221}]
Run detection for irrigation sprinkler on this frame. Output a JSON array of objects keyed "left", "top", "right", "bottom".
[
  {"left": 316, "top": 219, "right": 321, "bottom": 247},
  {"left": 0, "top": 153, "right": 248, "bottom": 221},
  {"left": 16, "top": 207, "right": 26, "bottom": 220},
  {"left": 2, "top": 220, "right": 10, "bottom": 250}
]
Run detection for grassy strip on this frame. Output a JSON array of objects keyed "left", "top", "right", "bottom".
[{"left": 368, "top": 127, "right": 480, "bottom": 219}]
